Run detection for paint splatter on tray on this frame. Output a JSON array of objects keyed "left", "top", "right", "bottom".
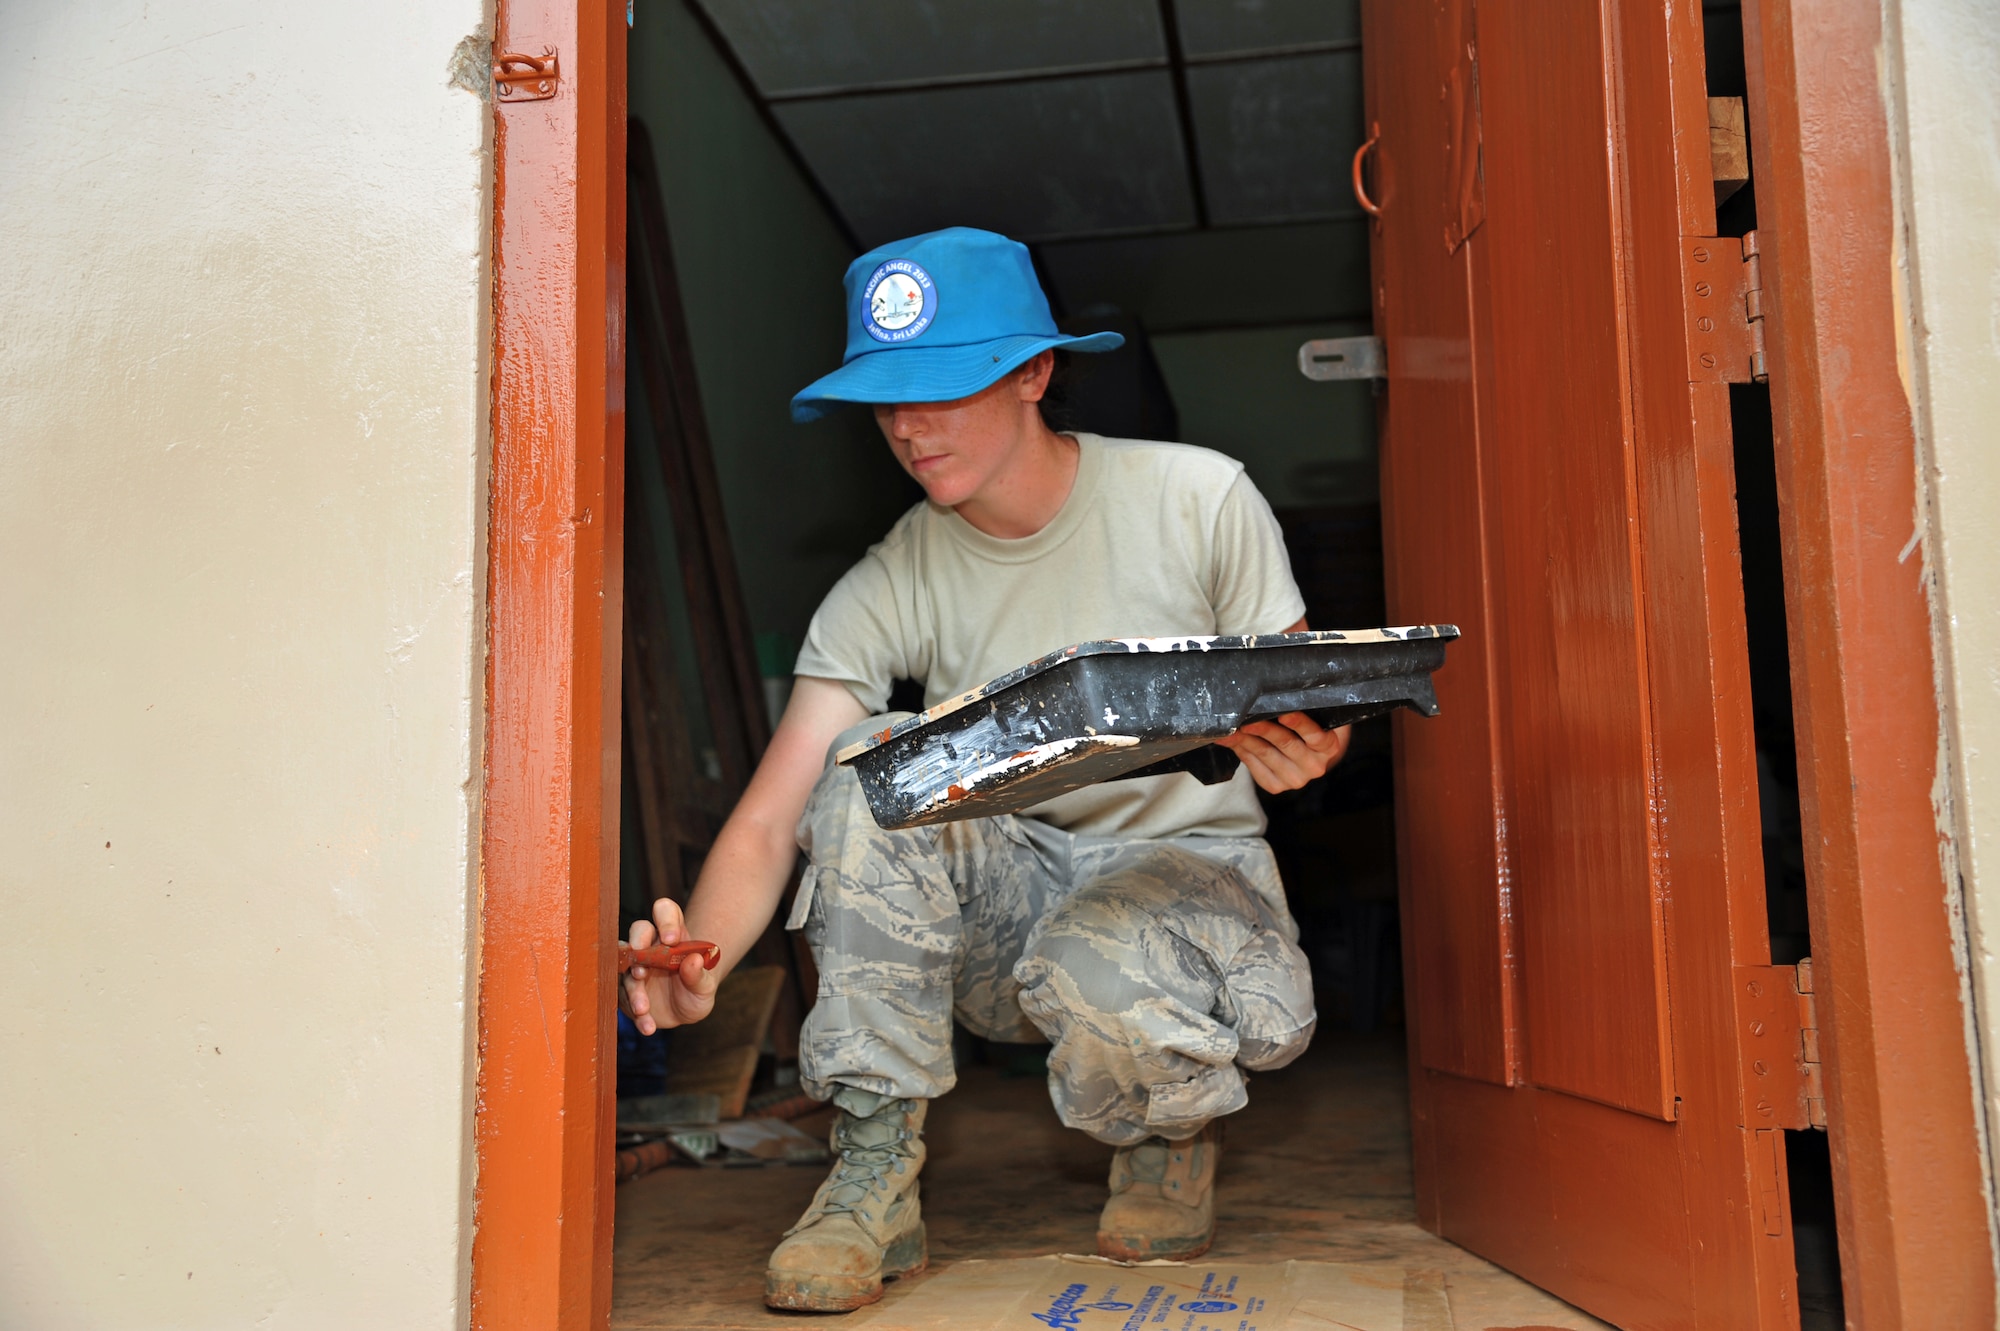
[{"left": 838, "top": 628, "right": 1458, "bottom": 829}]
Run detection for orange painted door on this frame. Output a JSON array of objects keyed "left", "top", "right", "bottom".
[{"left": 1363, "top": 1, "right": 1800, "bottom": 1326}]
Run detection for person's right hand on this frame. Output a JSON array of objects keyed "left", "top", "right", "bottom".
[{"left": 620, "top": 898, "right": 723, "bottom": 1034}]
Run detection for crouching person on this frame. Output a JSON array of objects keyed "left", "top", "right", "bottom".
[{"left": 618, "top": 228, "right": 1346, "bottom": 1313}]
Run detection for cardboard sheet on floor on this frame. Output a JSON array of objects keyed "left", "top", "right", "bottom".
[{"left": 849, "top": 1256, "right": 1452, "bottom": 1331}]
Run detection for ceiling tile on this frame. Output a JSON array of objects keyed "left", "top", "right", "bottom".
[
  {"left": 774, "top": 72, "right": 1197, "bottom": 245},
  {"left": 694, "top": 0, "right": 1166, "bottom": 96},
  {"left": 1186, "top": 52, "right": 1366, "bottom": 225},
  {"left": 1173, "top": 0, "right": 1360, "bottom": 58}
]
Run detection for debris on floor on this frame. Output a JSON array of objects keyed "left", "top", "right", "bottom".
[
  {"left": 614, "top": 1139, "right": 676, "bottom": 1184},
  {"left": 642, "top": 1116, "right": 829, "bottom": 1171},
  {"left": 616, "top": 1090, "right": 725, "bottom": 1182},
  {"left": 616, "top": 1088, "right": 830, "bottom": 1183},
  {"left": 664, "top": 1128, "right": 723, "bottom": 1164},
  {"left": 716, "top": 1116, "right": 827, "bottom": 1162},
  {"left": 845, "top": 1256, "right": 1431, "bottom": 1331}
]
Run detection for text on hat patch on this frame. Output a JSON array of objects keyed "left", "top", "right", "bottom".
[{"left": 863, "top": 259, "right": 937, "bottom": 343}]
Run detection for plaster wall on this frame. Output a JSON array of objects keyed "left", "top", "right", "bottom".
[
  {"left": 0, "top": 4, "right": 492, "bottom": 1327},
  {"left": 1886, "top": 0, "right": 2000, "bottom": 1236}
]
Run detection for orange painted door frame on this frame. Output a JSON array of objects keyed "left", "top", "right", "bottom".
[
  {"left": 1743, "top": 1, "right": 1996, "bottom": 1323},
  {"left": 474, "top": 0, "right": 627, "bottom": 1328},
  {"left": 459, "top": 0, "right": 1996, "bottom": 1326}
]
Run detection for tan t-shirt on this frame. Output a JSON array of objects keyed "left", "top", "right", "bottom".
[{"left": 794, "top": 434, "right": 1307, "bottom": 839}]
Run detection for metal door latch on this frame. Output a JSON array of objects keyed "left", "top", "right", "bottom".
[
  {"left": 494, "top": 47, "right": 559, "bottom": 101},
  {"left": 1298, "top": 336, "right": 1386, "bottom": 381},
  {"left": 1683, "top": 230, "right": 1768, "bottom": 383},
  {"left": 1735, "top": 958, "right": 1825, "bottom": 1131}
]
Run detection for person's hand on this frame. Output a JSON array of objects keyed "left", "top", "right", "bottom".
[
  {"left": 1216, "top": 712, "right": 1352, "bottom": 793},
  {"left": 620, "top": 898, "right": 723, "bottom": 1034}
]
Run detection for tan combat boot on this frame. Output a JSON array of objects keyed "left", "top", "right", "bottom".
[
  {"left": 765, "top": 1091, "right": 928, "bottom": 1312},
  {"left": 1096, "top": 1119, "right": 1222, "bottom": 1261}
]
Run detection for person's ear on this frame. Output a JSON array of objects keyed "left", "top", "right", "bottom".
[{"left": 1014, "top": 350, "right": 1055, "bottom": 402}]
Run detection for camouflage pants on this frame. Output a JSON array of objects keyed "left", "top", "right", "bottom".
[{"left": 789, "top": 714, "right": 1318, "bottom": 1146}]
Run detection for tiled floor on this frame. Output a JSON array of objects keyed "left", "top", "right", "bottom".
[{"left": 612, "top": 1032, "right": 1610, "bottom": 1329}]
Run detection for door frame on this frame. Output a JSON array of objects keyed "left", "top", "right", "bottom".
[
  {"left": 1742, "top": 0, "right": 1995, "bottom": 1321},
  {"left": 472, "top": 0, "right": 626, "bottom": 1328},
  {"left": 462, "top": 0, "right": 1995, "bottom": 1326}
]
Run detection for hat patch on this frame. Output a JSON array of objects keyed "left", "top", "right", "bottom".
[{"left": 862, "top": 259, "right": 937, "bottom": 343}]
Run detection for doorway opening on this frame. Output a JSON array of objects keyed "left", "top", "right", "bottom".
[
  {"left": 608, "top": 2, "right": 1500, "bottom": 1326},
  {"left": 601, "top": 2, "right": 1794, "bottom": 1327}
]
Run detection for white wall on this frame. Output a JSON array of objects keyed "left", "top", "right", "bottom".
[
  {"left": 0, "top": 4, "right": 492, "bottom": 1327},
  {"left": 1886, "top": 0, "right": 2000, "bottom": 1242}
]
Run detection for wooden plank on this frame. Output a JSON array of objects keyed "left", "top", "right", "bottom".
[
  {"left": 1477, "top": 0, "right": 1675, "bottom": 1121},
  {"left": 664, "top": 1048, "right": 762, "bottom": 1123},
  {"left": 667, "top": 966, "right": 788, "bottom": 1120},
  {"left": 1708, "top": 97, "right": 1750, "bottom": 205},
  {"left": 472, "top": 0, "right": 626, "bottom": 1327},
  {"left": 624, "top": 125, "right": 806, "bottom": 1053},
  {"left": 628, "top": 121, "right": 770, "bottom": 759},
  {"left": 1365, "top": 0, "right": 1517, "bottom": 1092},
  {"left": 626, "top": 262, "right": 757, "bottom": 794},
  {"left": 1606, "top": 0, "right": 1793, "bottom": 1319},
  {"left": 1425, "top": 1071, "right": 1693, "bottom": 1327},
  {"left": 1742, "top": 0, "right": 1999, "bottom": 1320},
  {"left": 621, "top": 490, "right": 730, "bottom": 907},
  {"left": 621, "top": 636, "right": 681, "bottom": 907}
]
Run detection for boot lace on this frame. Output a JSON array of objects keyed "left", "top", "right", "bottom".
[
  {"left": 1121, "top": 1138, "right": 1170, "bottom": 1185},
  {"left": 818, "top": 1101, "right": 917, "bottom": 1223}
]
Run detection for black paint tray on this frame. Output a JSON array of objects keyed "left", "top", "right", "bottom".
[{"left": 836, "top": 626, "right": 1459, "bottom": 830}]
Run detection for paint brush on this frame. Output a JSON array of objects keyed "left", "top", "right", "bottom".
[{"left": 616, "top": 940, "right": 721, "bottom": 975}]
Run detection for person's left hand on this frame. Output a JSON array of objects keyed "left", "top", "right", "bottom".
[{"left": 1215, "top": 712, "right": 1352, "bottom": 793}]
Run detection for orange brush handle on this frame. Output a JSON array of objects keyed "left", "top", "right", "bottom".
[{"left": 616, "top": 939, "right": 721, "bottom": 975}]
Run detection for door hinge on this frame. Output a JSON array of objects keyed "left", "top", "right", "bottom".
[
  {"left": 1736, "top": 958, "right": 1826, "bottom": 1131},
  {"left": 1298, "top": 335, "right": 1386, "bottom": 381},
  {"left": 1796, "top": 957, "right": 1826, "bottom": 1127},
  {"left": 494, "top": 47, "right": 559, "bottom": 102},
  {"left": 1682, "top": 230, "right": 1767, "bottom": 384}
]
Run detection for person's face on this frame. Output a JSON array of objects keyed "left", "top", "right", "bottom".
[{"left": 872, "top": 353, "right": 1054, "bottom": 509}]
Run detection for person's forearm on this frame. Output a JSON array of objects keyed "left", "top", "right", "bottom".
[
  {"left": 649, "top": 675, "right": 863, "bottom": 991},
  {"left": 679, "top": 804, "right": 799, "bottom": 986}
]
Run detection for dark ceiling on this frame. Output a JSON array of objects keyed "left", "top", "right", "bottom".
[{"left": 688, "top": 0, "right": 1371, "bottom": 332}]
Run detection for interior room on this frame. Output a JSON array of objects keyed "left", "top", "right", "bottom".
[{"left": 606, "top": 2, "right": 1831, "bottom": 1326}]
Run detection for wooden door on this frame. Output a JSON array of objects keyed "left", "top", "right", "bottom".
[{"left": 1364, "top": 1, "right": 1800, "bottom": 1326}]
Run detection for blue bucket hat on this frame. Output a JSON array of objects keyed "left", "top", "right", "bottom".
[{"left": 790, "top": 227, "right": 1124, "bottom": 423}]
